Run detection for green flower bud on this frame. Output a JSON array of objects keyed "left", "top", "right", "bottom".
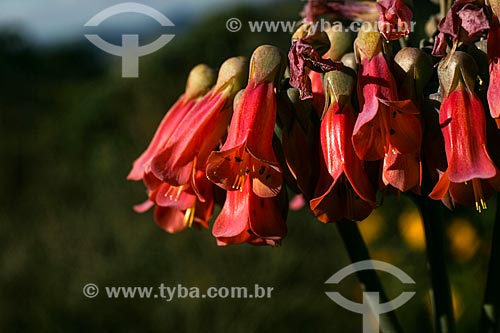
[
  {"left": 215, "top": 56, "right": 249, "bottom": 95},
  {"left": 185, "top": 64, "right": 216, "bottom": 101},
  {"left": 438, "top": 51, "right": 478, "bottom": 96},
  {"left": 250, "top": 45, "right": 286, "bottom": 86}
]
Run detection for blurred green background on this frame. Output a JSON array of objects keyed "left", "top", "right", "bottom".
[{"left": 0, "top": 1, "right": 497, "bottom": 332}]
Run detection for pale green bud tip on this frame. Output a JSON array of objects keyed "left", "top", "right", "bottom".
[
  {"left": 215, "top": 56, "right": 249, "bottom": 94},
  {"left": 325, "top": 27, "right": 354, "bottom": 61},
  {"left": 323, "top": 67, "right": 356, "bottom": 106},
  {"left": 438, "top": 51, "right": 478, "bottom": 95},
  {"left": 395, "top": 47, "right": 433, "bottom": 81},
  {"left": 355, "top": 23, "right": 382, "bottom": 60},
  {"left": 250, "top": 45, "right": 286, "bottom": 86},
  {"left": 185, "top": 64, "right": 216, "bottom": 100},
  {"left": 490, "top": 0, "right": 500, "bottom": 19}
]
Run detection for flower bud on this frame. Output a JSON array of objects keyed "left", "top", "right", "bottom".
[
  {"left": 250, "top": 45, "right": 286, "bottom": 86},
  {"left": 438, "top": 51, "right": 478, "bottom": 96},
  {"left": 324, "top": 26, "right": 354, "bottom": 61},
  {"left": 215, "top": 56, "right": 248, "bottom": 95},
  {"left": 323, "top": 67, "right": 356, "bottom": 109},
  {"left": 490, "top": 0, "right": 500, "bottom": 18},
  {"left": 354, "top": 23, "right": 383, "bottom": 60},
  {"left": 185, "top": 64, "right": 216, "bottom": 101},
  {"left": 394, "top": 47, "right": 433, "bottom": 98}
]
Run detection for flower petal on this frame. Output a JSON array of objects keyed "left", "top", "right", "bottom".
[
  {"left": 154, "top": 206, "right": 188, "bottom": 234},
  {"left": 128, "top": 96, "right": 194, "bottom": 181},
  {"left": 440, "top": 88, "right": 497, "bottom": 183}
]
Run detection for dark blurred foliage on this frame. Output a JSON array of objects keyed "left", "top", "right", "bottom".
[{"left": 0, "top": 1, "right": 497, "bottom": 332}]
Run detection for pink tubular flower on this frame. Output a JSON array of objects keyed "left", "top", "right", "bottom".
[
  {"left": 206, "top": 45, "right": 286, "bottom": 198},
  {"left": 128, "top": 65, "right": 217, "bottom": 233},
  {"left": 376, "top": 0, "right": 413, "bottom": 41},
  {"left": 352, "top": 27, "right": 422, "bottom": 167},
  {"left": 310, "top": 69, "right": 376, "bottom": 222},
  {"left": 212, "top": 177, "right": 287, "bottom": 246},
  {"left": 151, "top": 57, "right": 248, "bottom": 196},
  {"left": 127, "top": 64, "right": 216, "bottom": 182},
  {"left": 430, "top": 52, "right": 500, "bottom": 211}
]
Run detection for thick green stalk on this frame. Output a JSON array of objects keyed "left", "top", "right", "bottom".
[
  {"left": 336, "top": 219, "right": 404, "bottom": 333},
  {"left": 413, "top": 195, "right": 455, "bottom": 333}
]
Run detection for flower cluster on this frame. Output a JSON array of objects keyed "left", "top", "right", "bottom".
[{"left": 129, "top": 0, "right": 500, "bottom": 246}]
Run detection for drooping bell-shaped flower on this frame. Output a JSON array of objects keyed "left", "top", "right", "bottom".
[
  {"left": 432, "top": 0, "right": 490, "bottom": 57},
  {"left": 376, "top": 0, "right": 413, "bottom": 41},
  {"left": 384, "top": 48, "right": 435, "bottom": 193},
  {"left": 151, "top": 57, "right": 248, "bottom": 196},
  {"left": 487, "top": 17, "right": 500, "bottom": 128},
  {"left": 206, "top": 45, "right": 286, "bottom": 198},
  {"left": 127, "top": 64, "right": 216, "bottom": 182},
  {"left": 430, "top": 51, "right": 500, "bottom": 211},
  {"left": 310, "top": 68, "right": 376, "bottom": 223},
  {"left": 128, "top": 64, "right": 217, "bottom": 233},
  {"left": 352, "top": 26, "right": 422, "bottom": 185},
  {"left": 212, "top": 177, "right": 287, "bottom": 246}
]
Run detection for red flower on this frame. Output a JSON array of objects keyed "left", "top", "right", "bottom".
[
  {"left": 151, "top": 57, "right": 248, "bottom": 197},
  {"left": 127, "top": 64, "right": 216, "bottom": 182},
  {"left": 128, "top": 65, "right": 217, "bottom": 233},
  {"left": 382, "top": 147, "right": 421, "bottom": 193},
  {"left": 352, "top": 28, "right": 422, "bottom": 167},
  {"left": 310, "top": 69, "right": 376, "bottom": 222},
  {"left": 206, "top": 45, "right": 286, "bottom": 198},
  {"left": 488, "top": 18, "right": 500, "bottom": 128},
  {"left": 212, "top": 177, "right": 287, "bottom": 246},
  {"left": 376, "top": 0, "right": 413, "bottom": 41},
  {"left": 430, "top": 52, "right": 500, "bottom": 210}
]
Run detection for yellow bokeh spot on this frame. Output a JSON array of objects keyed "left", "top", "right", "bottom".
[
  {"left": 398, "top": 208, "right": 426, "bottom": 251},
  {"left": 358, "top": 210, "right": 384, "bottom": 245},
  {"left": 447, "top": 218, "right": 480, "bottom": 263}
]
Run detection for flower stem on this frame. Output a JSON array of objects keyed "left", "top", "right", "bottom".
[
  {"left": 480, "top": 193, "right": 500, "bottom": 333},
  {"left": 336, "top": 219, "right": 404, "bottom": 333},
  {"left": 413, "top": 194, "right": 455, "bottom": 333}
]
